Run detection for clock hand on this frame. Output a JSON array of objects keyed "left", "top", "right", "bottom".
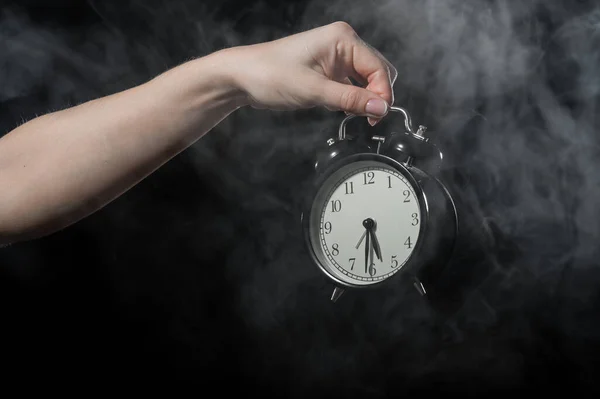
[
  {"left": 355, "top": 230, "right": 367, "bottom": 249},
  {"left": 364, "top": 225, "right": 370, "bottom": 274},
  {"left": 360, "top": 218, "right": 376, "bottom": 274},
  {"left": 368, "top": 240, "right": 376, "bottom": 276},
  {"left": 369, "top": 228, "right": 382, "bottom": 262}
]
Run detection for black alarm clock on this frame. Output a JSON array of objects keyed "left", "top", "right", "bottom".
[{"left": 301, "top": 106, "right": 458, "bottom": 302}]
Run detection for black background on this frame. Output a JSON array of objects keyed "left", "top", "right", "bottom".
[{"left": 2, "top": 0, "right": 600, "bottom": 396}]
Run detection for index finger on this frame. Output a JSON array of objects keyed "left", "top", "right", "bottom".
[{"left": 349, "top": 37, "right": 398, "bottom": 107}]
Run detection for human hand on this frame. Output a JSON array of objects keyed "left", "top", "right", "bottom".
[
  {"left": 224, "top": 21, "right": 398, "bottom": 126},
  {"left": 0, "top": 22, "right": 397, "bottom": 246}
]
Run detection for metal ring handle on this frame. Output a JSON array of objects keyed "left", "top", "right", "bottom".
[{"left": 338, "top": 106, "right": 415, "bottom": 141}]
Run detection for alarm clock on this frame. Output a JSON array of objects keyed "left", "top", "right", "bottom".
[{"left": 300, "top": 106, "right": 458, "bottom": 303}]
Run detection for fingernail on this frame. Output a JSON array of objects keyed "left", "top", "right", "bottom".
[{"left": 365, "top": 98, "right": 388, "bottom": 117}]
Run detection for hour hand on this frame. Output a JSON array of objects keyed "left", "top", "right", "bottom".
[{"left": 369, "top": 229, "right": 382, "bottom": 262}]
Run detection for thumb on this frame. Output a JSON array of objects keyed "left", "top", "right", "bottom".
[{"left": 319, "top": 80, "right": 389, "bottom": 118}]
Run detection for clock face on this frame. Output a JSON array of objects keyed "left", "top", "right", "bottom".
[{"left": 307, "top": 159, "right": 423, "bottom": 287}]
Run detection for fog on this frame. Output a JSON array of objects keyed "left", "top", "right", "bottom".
[{"left": 1, "top": 0, "right": 600, "bottom": 394}]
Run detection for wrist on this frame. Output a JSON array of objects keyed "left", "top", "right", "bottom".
[
  {"left": 191, "top": 47, "right": 251, "bottom": 109},
  {"left": 138, "top": 48, "right": 251, "bottom": 143},
  {"left": 207, "top": 46, "right": 253, "bottom": 108},
  {"left": 147, "top": 48, "right": 250, "bottom": 117}
]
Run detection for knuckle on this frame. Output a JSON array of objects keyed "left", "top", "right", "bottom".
[
  {"left": 330, "top": 21, "right": 356, "bottom": 37},
  {"left": 339, "top": 89, "right": 361, "bottom": 111}
]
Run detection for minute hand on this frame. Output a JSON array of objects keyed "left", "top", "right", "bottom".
[{"left": 364, "top": 227, "right": 370, "bottom": 274}]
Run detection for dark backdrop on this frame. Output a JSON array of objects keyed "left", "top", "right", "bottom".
[{"left": 2, "top": 0, "right": 600, "bottom": 396}]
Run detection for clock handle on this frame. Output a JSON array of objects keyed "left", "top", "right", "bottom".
[{"left": 337, "top": 106, "right": 421, "bottom": 140}]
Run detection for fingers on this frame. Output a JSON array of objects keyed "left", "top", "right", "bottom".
[
  {"left": 327, "top": 22, "right": 398, "bottom": 125},
  {"left": 349, "top": 39, "right": 396, "bottom": 109},
  {"left": 356, "top": 39, "right": 398, "bottom": 97},
  {"left": 324, "top": 77, "right": 353, "bottom": 111},
  {"left": 318, "top": 79, "right": 389, "bottom": 122}
]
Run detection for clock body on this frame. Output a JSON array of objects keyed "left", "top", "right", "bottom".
[{"left": 300, "top": 107, "right": 458, "bottom": 301}]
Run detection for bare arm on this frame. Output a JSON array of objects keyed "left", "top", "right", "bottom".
[
  {"left": 0, "top": 22, "right": 397, "bottom": 246},
  {"left": 0, "top": 50, "right": 246, "bottom": 244}
]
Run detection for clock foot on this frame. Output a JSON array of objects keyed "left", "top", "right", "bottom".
[
  {"left": 331, "top": 286, "right": 345, "bottom": 302},
  {"left": 413, "top": 278, "right": 427, "bottom": 296}
]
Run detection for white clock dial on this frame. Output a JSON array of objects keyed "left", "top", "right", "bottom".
[{"left": 309, "top": 160, "right": 422, "bottom": 286}]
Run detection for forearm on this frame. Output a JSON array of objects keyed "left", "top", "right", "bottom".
[{"left": 0, "top": 48, "right": 247, "bottom": 245}]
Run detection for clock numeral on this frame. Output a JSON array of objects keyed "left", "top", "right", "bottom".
[
  {"left": 391, "top": 255, "right": 399, "bottom": 268},
  {"left": 324, "top": 221, "right": 332, "bottom": 234},
  {"left": 349, "top": 258, "right": 356, "bottom": 270},
  {"left": 331, "top": 243, "right": 339, "bottom": 256},
  {"left": 363, "top": 171, "right": 375, "bottom": 185},
  {"left": 411, "top": 213, "right": 419, "bottom": 226},
  {"left": 344, "top": 181, "right": 354, "bottom": 195},
  {"left": 330, "top": 200, "right": 342, "bottom": 212},
  {"left": 404, "top": 236, "right": 412, "bottom": 249},
  {"left": 387, "top": 176, "right": 392, "bottom": 188},
  {"left": 369, "top": 262, "right": 377, "bottom": 277},
  {"left": 403, "top": 190, "right": 411, "bottom": 202}
]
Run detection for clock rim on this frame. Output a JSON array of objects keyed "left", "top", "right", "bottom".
[{"left": 301, "top": 152, "right": 430, "bottom": 290}]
